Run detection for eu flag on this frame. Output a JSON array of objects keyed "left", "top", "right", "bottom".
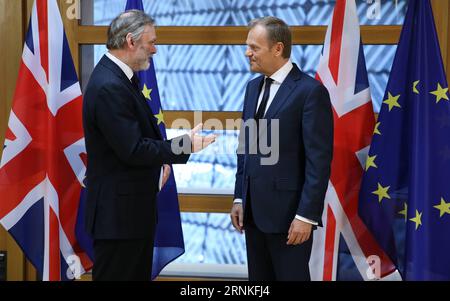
[
  {"left": 125, "top": 0, "right": 185, "bottom": 280},
  {"left": 358, "top": 0, "right": 450, "bottom": 280}
]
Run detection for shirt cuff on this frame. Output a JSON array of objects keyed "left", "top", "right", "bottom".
[
  {"left": 295, "top": 215, "right": 318, "bottom": 226},
  {"left": 232, "top": 200, "right": 316, "bottom": 225},
  {"left": 158, "top": 167, "right": 164, "bottom": 191}
]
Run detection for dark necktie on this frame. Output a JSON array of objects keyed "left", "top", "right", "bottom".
[
  {"left": 131, "top": 74, "right": 140, "bottom": 91},
  {"left": 255, "top": 77, "right": 274, "bottom": 121}
]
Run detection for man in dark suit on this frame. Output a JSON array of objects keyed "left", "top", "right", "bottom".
[
  {"left": 83, "top": 10, "right": 215, "bottom": 281},
  {"left": 231, "top": 17, "right": 333, "bottom": 281}
]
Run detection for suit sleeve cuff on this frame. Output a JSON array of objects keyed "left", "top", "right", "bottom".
[{"left": 295, "top": 215, "right": 318, "bottom": 225}]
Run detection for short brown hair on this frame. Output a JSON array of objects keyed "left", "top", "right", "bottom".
[{"left": 248, "top": 17, "right": 292, "bottom": 59}]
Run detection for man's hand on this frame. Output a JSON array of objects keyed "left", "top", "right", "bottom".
[
  {"left": 160, "top": 164, "right": 171, "bottom": 189},
  {"left": 287, "top": 219, "right": 312, "bottom": 245},
  {"left": 230, "top": 203, "right": 244, "bottom": 233},
  {"left": 190, "top": 123, "right": 217, "bottom": 153}
]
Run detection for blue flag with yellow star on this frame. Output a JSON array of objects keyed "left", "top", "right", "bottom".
[
  {"left": 358, "top": 0, "right": 450, "bottom": 280},
  {"left": 125, "top": 0, "right": 185, "bottom": 280}
]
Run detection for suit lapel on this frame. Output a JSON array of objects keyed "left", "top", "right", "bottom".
[
  {"left": 246, "top": 76, "right": 264, "bottom": 120},
  {"left": 100, "top": 56, "right": 163, "bottom": 140},
  {"left": 264, "top": 64, "right": 302, "bottom": 121}
]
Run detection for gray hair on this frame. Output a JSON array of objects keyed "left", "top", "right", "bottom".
[
  {"left": 248, "top": 17, "right": 292, "bottom": 59},
  {"left": 106, "top": 10, "right": 155, "bottom": 50}
]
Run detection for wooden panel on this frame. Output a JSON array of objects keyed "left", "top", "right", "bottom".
[
  {"left": 179, "top": 194, "right": 233, "bottom": 213},
  {"left": 431, "top": 0, "right": 449, "bottom": 68},
  {"left": 448, "top": 2, "right": 450, "bottom": 83},
  {"left": 58, "top": 0, "right": 80, "bottom": 76},
  {"left": 25, "top": 260, "right": 37, "bottom": 281},
  {"left": 165, "top": 111, "right": 242, "bottom": 130},
  {"left": 77, "top": 25, "right": 401, "bottom": 45},
  {"left": 0, "top": 228, "right": 5, "bottom": 251},
  {"left": 0, "top": 0, "right": 26, "bottom": 257},
  {"left": 24, "top": 0, "right": 33, "bottom": 30},
  {"left": 0, "top": 0, "right": 23, "bottom": 162},
  {"left": 0, "top": 0, "right": 5, "bottom": 252},
  {"left": 6, "top": 236, "right": 25, "bottom": 281},
  {"left": 0, "top": 0, "right": 35, "bottom": 281},
  {"left": 359, "top": 25, "right": 401, "bottom": 45}
]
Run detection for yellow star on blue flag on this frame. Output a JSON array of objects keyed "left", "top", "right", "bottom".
[
  {"left": 358, "top": 0, "right": 450, "bottom": 280},
  {"left": 434, "top": 198, "right": 450, "bottom": 217},
  {"left": 154, "top": 109, "right": 164, "bottom": 125},
  {"left": 430, "top": 83, "right": 449, "bottom": 103},
  {"left": 142, "top": 84, "right": 152, "bottom": 100},
  {"left": 383, "top": 92, "right": 401, "bottom": 111}
]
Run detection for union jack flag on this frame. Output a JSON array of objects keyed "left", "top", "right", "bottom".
[
  {"left": 309, "top": 0, "right": 398, "bottom": 280},
  {"left": 0, "top": 0, "right": 92, "bottom": 280}
]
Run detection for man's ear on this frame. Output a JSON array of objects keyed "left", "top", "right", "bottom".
[
  {"left": 125, "top": 33, "right": 134, "bottom": 48},
  {"left": 275, "top": 42, "right": 284, "bottom": 57}
]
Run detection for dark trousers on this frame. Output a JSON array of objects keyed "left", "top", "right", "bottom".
[
  {"left": 93, "top": 238, "right": 154, "bottom": 281},
  {"left": 244, "top": 190, "right": 313, "bottom": 281}
]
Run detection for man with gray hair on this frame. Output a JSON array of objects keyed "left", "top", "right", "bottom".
[
  {"left": 231, "top": 16, "right": 333, "bottom": 280},
  {"left": 83, "top": 10, "right": 215, "bottom": 281}
]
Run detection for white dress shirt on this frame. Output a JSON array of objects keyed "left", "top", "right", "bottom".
[
  {"left": 234, "top": 60, "right": 318, "bottom": 226},
  {"left": 256, "top": 59, "right": 293, "bottom": 117},
  {"left": 105, "top": 52, "right": 164, "bottom": 191},
  {"left": 105, "top": 52, "right": 134, "bottom": 80}
]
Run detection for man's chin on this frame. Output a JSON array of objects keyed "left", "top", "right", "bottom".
[
  {"left": 138, "top": 62, "right": 151, "bottom": 71},
  {"left": 249, "top": 66, "right": 260, "bottom": 73}
]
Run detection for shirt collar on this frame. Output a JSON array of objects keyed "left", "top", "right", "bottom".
[
  {"left": 268, "top": 60, "right": 294, "bottom": 84},
  {"left": 105, "top": 52, "right": 134, "bottom": 81}
]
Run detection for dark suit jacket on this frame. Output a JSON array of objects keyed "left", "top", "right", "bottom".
[
  {"left": 234, "top": 63, "right": 333, "bottom": 233},
  {"left": 82, "top": 55, "right": 190, "bottom": 240}
]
